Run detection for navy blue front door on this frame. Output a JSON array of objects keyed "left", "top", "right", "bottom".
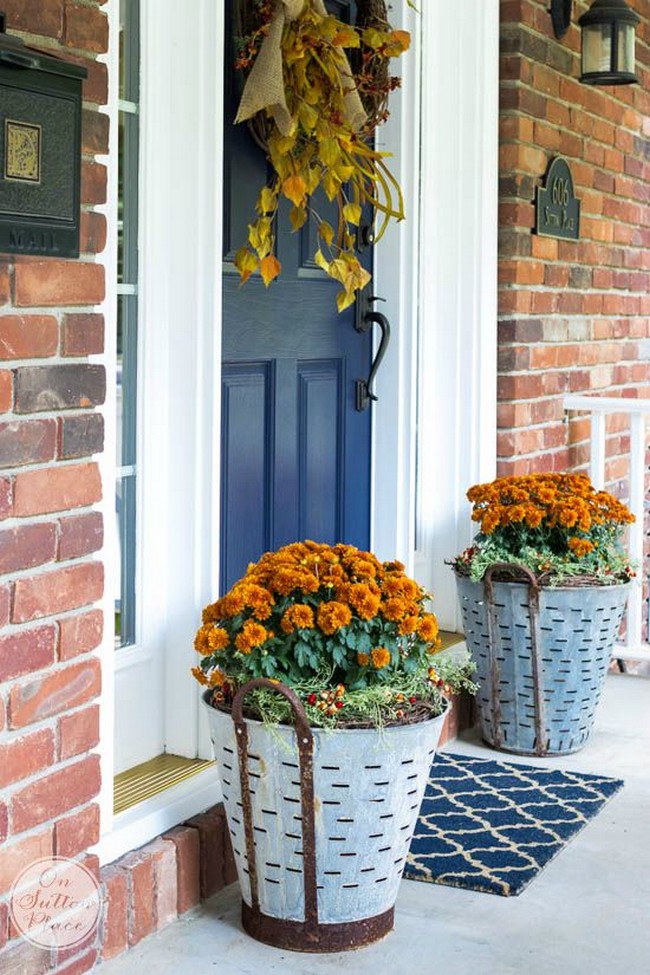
[{"left": 221, "top": 2, "right": 371, "bottom": 592}]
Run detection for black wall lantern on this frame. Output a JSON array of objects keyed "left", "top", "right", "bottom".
[
  {"left": 551, "top": 0, "right": 640, "bottom": 85},
  {"left": 0, "top": 12, "right": 87, "bottom": 258}
]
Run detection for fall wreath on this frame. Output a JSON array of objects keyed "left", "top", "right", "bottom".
[{"left": 233, "top": 0, "right": 412, "bottom": 311}]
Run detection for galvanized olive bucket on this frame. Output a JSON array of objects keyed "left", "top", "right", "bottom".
[
  {"left": 456, "top": 565, "right": 629, "bottom": 756},
  {"left": 202, "top": 680, "right": 448, "bottom": 952}
]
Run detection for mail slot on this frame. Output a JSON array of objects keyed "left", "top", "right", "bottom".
[{"left": 0, "top": 13, "right": 87, "bottom": 258}]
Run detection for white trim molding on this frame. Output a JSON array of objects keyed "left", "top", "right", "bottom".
[
  {"left": 98, "top": 0, "right": 225, "bottom": 845},
  {"left": 370, "top": 0, "right": 422, "bottom": 569},
  {"left": 96, "top": 0, "right": 120, "bottom": 847},
  {"left": 414, "top": 0, "right": 500, "bottom": 631}
]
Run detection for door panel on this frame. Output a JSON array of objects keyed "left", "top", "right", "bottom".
[
  {"left": 221, "top": 0, "right": 370, "bottom": 592},
  {"left": 298, "top": 360, "right": 344, "bottom": 541},
  {"left": 221, "top": 363, "right": 273, "bottom": 583}
]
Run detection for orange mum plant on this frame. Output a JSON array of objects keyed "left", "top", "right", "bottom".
[
  {"left": 452, "top": 473, "right": 635, "bottom": 586},
  {"left": 193, "top": 540, "right": 475, "bottom": 728}
]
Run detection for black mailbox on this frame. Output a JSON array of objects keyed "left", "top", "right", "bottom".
[{"left": 0, "top": 13, "right": 87, "bottom": 258}]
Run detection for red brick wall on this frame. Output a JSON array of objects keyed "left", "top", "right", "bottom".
[
  {"left": 0, "top": 3, "right": 108, "bottom": 972},
  {"left": 498, "top": 0, "right": 650, "bottom": 482}
]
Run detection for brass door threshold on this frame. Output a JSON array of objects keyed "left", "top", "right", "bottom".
[
  {"left": 438, "top": 630, "right": 465, "bottom": 651},
  {"left": 114, "top": 754, "right": 215, "bottom": 815}
]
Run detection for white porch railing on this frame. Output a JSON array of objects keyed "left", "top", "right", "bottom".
[{"left": 564, "top": 395, "right": 650, "bottom": 664}]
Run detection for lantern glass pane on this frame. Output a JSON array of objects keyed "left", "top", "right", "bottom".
[
  {"left": 582, "top": 24, "right": 612, "bottom": 75},
  {"left": 617, "top": 23, "right": 636, "bottom": 74}
]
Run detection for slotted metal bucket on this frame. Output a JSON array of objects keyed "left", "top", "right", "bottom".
[
  {"left": 456, "top": 565, "right": 629, "bottom": 756},
  {"left": 202, "top": 680, "right": 448, "bottom": 952}
]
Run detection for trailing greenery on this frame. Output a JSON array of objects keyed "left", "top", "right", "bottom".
[{"left": 241, "top": 657, "right": 477, "bottom": 730}]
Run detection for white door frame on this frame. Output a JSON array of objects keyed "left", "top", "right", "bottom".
[
  {"left": 413, "top": 0, "right": 499, "bottom": 630},
  {"left": 95, "top": 0, "right": 499, "bottom": 865},
  {"left": 96, "top": 0, "right": 225, "bottom": 863}
]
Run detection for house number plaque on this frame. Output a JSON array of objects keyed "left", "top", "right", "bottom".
[{"left": 535, "top": 156, "right": 580, "bottom": 241}]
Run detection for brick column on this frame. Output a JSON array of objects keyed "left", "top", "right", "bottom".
[
  {"left": 498, "top": 0, "right": 650, "bottom": 480},
  {"left": 0, "top": 3, "right": 108, "bottom": 973}
]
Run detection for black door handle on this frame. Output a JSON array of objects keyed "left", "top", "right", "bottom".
[{"left": 354, "top": 297, "right": 391, "bottom": 412}]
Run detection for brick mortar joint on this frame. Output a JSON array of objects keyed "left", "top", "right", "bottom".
[
  {"left": 497, "top": 311, "right": 648, "bottom": 321},
  {"left": 0, "top": 748, "right": 99, "bottom": 803},
  {"left": 0, "top": 306, "right": 102, "bottom": 317},
  {"left": 498, "top": 284, "right": 650, "bottom": 296},
  {"left": 0, "top": 505, "right": 103, "bottom": 531},
  {"left": 499, "top": 92, "right": 646, "bottom": 134},
  {"left": 0, "top": 456, "right": 103, "bottom": 478},
  {"left": 1, "top": 599, "right": 102, "bottom": 632},
  {"left": 0, "top": 548, "right": 103, "bottom": 580},
  {"left": 0, "top": 355, "right": 99, "bottom": 368}
]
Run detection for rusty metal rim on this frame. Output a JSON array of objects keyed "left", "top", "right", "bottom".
[{"left": 242, "top": 901, "right": 395, "bottom": 953}]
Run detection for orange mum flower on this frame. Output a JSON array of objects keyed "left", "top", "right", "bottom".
[
  {"left": 417, "top": 614, "right": 440, "bottom": 643},
  {"left": 317, "top": 601, "right": 352, "bottom": 635},
  {"left": 567, "top": 537, "right": 595, "bottom": 557},
  {"left": 271, "top": 567, "right": 320, "bottom": 596},
  {"left": 348, "top": 583, "right": 381, "bottom": 620},
  {"left": 481, "top": 509, "right": 501, "bottom": 534},
  {"left": 371, "top": 647, "right": 391, "bottom": 669},
  {"left": 536, "top": 487, "right": 556, "bottom": 504},
  {"left": 281, "top": 604, "right": 315, "bottom": 633},
  {"left": 349, "top": 558, "right": 378, "bottom": 579},
  {"left": 505, "top": 505, "right": 527, "bottom": 524},
  {"left": 221, "top": 588, "right": 246, "bottom": 616},
  {"left": 208, "top": 668, "right": 227, "bottom": 687},
  {"left": 557, "top": 506, "right": 579, "bottom": 528},
  {"left": 235, "top": 620, "right": 268, "bottom": 654},
  {"left": 207, "top": 627, "right": 229, "bottom": 652},
  {"left": 357, "top": 651, "right": 370, "bottom": 666},
  {"left": 398, "top": 614, "right": 419, "bottom": 636},
  {"left": 202, "top": 601, "right": 223, "bottom": 624},
  {"left": 239, "top": 583, "right": 275, "bottom": 619},
  {"left": 382, "top": 597, "right": 407, "bottom": 621},
  {"left": 194, "top": 626, "right": 211, "bottom": 655},
  {"left": 525, "top": 506, "right": 544, "bottom": 529},
  {"left": 191, "top": 665, "right": 209, "bottom": 686}
]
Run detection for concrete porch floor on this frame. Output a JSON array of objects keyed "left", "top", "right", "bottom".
[{"left": 100, "top": 673, "right": 650, "bottom": 975}]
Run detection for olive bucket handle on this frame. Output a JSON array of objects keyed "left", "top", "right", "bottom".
[
  {"left": 231, "top": 679, "right": 319, "bottom": 939},
  {"left": 483, "top": 564, "right": 547, "bottom": 756}
]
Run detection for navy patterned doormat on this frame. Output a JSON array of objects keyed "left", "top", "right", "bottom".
[{"left": 404, "top": 753, "right": 623, "bottom": 897}]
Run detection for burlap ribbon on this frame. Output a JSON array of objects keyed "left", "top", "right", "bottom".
[{"left": 235, "top": 0, "right": 367, "bottom": 137}]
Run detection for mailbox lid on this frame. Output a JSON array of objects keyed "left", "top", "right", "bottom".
[{"left": 0, "top": 18, "right": 88, "bottom": 81}]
